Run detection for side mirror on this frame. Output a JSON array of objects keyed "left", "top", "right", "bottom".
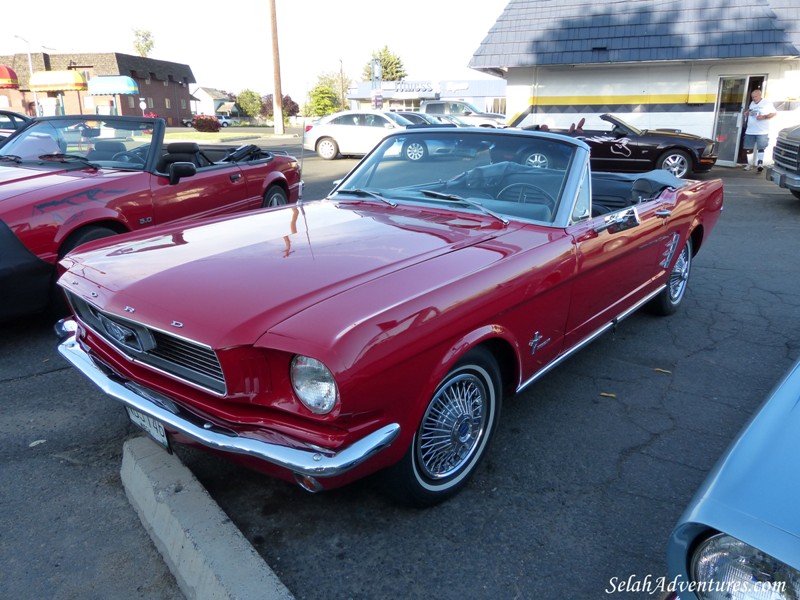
[
  {"left": 168, "top": 162, "right": 196, "bottom": 185},
  {"left": 594, "top": 206, "right": 640, "bottom": 234}
]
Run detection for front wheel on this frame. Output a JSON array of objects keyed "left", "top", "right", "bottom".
[
  {"left": 316, "top": 138, "right": 339, "bottom": 160},
  {"left": 657, "top": 149, "right": 692, "bottom": 179},
  {"left": 385, "top": 347, "right": 502, "bottom": 507},
  {"left": 648, "top": 237, "right": 692, "bottom": 315},
  {"left": 791, "top": 190, "right": 800, "bottom": 200}
]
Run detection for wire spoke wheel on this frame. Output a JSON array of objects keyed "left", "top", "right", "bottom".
[
  {"left": 417, "top": 373, "right": 487, "bottom": 479},
  {"left": 667, "top": 242, "right": 691, "bottom": 302}
]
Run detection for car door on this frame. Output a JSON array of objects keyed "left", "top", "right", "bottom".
[
  {"left": 562, "top": 194, "right": 680, "bottom": 347},
  {"left": 150, "top": 164, "right": 256, "bottom": 224}
]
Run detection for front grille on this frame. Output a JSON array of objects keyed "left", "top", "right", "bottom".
[
  {"left": 774, "top": 137, "right": 800, "bottom": 172},
  {"left": 67, "top": 292, "right": 226, "bottom": 394}
]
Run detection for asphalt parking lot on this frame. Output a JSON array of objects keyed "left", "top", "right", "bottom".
[{"left": 2, "top": 146, "right": 799, "bottom": 599}]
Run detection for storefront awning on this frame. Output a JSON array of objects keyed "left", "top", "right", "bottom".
[
  {"left": 87, "top": 75, "right": 139, "bottom": 95},
  {"left": 0, "top": 65, "right": 20, "bottom": 89},
  {"left": 30, "top": 70, "right": 88, "bottom": 92}
]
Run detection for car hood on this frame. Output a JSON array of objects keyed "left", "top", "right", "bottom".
[
  {"left": 678, "top": 359, "right": 800, "bottom": 567},
  {"left": 643, "top": 129, "right": 711, "bottom": 143},
  {"left": 778, "top": 124, "right": 800, "bottom": 142},
  {"left": 60, "top": 200, "right": 521, "bottom": 348},
  {"left": 0, "top": 163, "right": 98, "bottom": 207}
]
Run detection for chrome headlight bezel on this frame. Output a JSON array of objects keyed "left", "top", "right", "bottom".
[
  {"left": 690, "top": 533, "right": 800, "bottom": 599},
  {"left": 290, "top": 355, "right": 339, "bottom": 415}
]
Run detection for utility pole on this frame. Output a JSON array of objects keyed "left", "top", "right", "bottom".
[
  {"left": 269, "top": 0, "right": 284, "bottom": 134},
  {"left": 339, "top": 59, "right": 346, "bottom": 110}
]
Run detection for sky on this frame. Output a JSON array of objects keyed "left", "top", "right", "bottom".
[{"left": 2, "top": 0, "right": 510, "bottom": 103}]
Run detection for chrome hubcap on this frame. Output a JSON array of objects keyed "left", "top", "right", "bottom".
[
  {"left": 669, "top": 246, "right": 690, "bottom": 301},
  {"left": 417, "top": 373, "right": 487, "bottom": 479}
]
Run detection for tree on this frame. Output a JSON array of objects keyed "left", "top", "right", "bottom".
[
  {"left": 318, "top": 70, "right": 353, "bottom": 111},
  {"left": 305, "top": 85, "right": 338, "bottom": 117},
  {"left": 362, "top": 46, "right": 407, "bottom": 82},
  {"left": 133, "top": 30, "right": 154, "bottom": 58},
  {"left": 261, "top": 94, "right": 300, "bottom": 118},
  {"left": 236, "top": 90, "right": 262, "bottom": 118}
]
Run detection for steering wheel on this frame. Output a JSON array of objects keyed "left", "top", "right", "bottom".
[
  {"left": 497, "top": 183, "right": 556, "bottom": 209},
  {"left": 112, "top": 151, "right": 146, "bottom": 165}
]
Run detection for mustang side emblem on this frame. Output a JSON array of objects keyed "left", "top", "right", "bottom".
[
  {"left": 171, "top": 321, "right": 184, "bottom": 328},
  {"left": 529, "top": 331, "right": 551, "bottom": 356}
]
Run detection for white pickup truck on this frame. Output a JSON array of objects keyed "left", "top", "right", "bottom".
[{"left": 418, "top": 100, "right": 506, "bottom": 128}]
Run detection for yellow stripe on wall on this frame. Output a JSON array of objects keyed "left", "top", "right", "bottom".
[{"left": 528, "top": 93, "right": 717, "bottom": 105}]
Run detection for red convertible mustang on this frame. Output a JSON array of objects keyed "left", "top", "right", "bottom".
[
  {"left": 55, "top": 128, "right": 723, "bottom": 506},
  {"left": 0, "top": 115, "right": 302, "bottom": 321}
]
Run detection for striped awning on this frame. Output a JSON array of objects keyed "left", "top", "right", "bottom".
[
  {"left": 87, "top": 75, "right": 139, "bottom": 95},
  {"left": 0, "top": 65, "right": 19, "bottom": 89},
  {"left": 30, "top": 70, "right": 88, "bottom": 92}
]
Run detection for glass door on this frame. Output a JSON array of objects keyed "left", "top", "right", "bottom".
[{"left": 712, "top": 77, "right": 748, "bottom": 167}]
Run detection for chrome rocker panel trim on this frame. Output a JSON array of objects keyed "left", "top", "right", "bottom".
[{"left": 56, "top": 319, "right": 400, "bottom": 478}]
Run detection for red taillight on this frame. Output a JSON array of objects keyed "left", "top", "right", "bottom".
[{"left": 305, "top": 125, "right": 314, "bottom": 133}]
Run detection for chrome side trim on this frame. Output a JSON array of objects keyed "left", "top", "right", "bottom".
[
  {"left": 516, "top": 284, "right": 666, "bottom": 393},
  {"left": 57, "top": 320, "right": 400, "bottom": 478}
]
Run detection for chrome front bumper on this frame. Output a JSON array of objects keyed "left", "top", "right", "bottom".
[{"left": 56, "top": 319, "right": 400, "bottom": 479}]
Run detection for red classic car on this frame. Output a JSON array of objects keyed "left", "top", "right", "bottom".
[
  {"left": 0, "top": 115, "right": 302, "bottom": 321},
  {"left": 55, "top": 128, "right": 723, "bottom": 506}
]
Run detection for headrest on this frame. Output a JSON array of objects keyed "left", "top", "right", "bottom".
[
  {"left": 94, "top": 140, "right": 127, "bottom": 153},
  {"left": 167, "top": 142, "right": 200, "bottom": 154}
]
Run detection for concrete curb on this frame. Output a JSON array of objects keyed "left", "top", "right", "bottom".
[{"left": 121, "top": 437, "right": 294, "bottom": 600}]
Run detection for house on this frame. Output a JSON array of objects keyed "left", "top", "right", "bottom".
[
  {"left": 190, "top": 87, "right": 241, "bottom": 121},
  {"left": 469, "top": 0, "right": 800, "bottom": 166},
  {"left": 0, "top": 52, "right": 194, "bottom": 126}
]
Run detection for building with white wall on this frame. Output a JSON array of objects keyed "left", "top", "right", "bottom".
[{"left": 470, "top": 0, "right": 800, "bottom": 166}]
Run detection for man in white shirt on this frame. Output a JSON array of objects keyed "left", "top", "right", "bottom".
[{"left": 743, "top": 89, "right": 777, "bottom": 172}]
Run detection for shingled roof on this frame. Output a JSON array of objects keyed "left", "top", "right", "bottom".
[{"left": 470, "top": 0, "right": 800, "bottom": 73}]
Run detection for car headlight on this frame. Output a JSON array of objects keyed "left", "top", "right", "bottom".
[
  {"left": 290, "top": 355, "right": 339, "bottom": 414},
  {"left": 691, "top": 533, "right": 800, "bottom": 599}
]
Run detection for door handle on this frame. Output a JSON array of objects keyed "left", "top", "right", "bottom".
[
  {"left": 655, "top": 209, "right": 671, "bottom": 219},
  {"left": 229, "top": 173, "right": 242, "bottom": 181}
]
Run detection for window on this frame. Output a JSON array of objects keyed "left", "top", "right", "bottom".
[
  {"left": 127, "top": 96, "right": 135, "bottom": 109},
  {"left": 180, "top": 99, "right": 186, "bottom": 109},
  {"left": 165, "top": 98, "right": 171, "bottom": 109},
  {"left": 147, "top": 97, "right": 154, "bottom": 109}
]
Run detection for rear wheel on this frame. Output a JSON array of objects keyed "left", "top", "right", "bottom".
[
  {"left": 316, "top": 138, "right": 339, "bottom": 160},
  {"left": 262, "top": 185, "right": 288, "bottom": 208},
  {"left": 520, "top": 150, "right": 549, "bottom": 169},
  {"left": 385, "top": 347, "right": 502, "bottom": 507},
  {"left": 648, "top": 237, "right": 692, "bottom": 315},
  {"left": 403, "top": 140, "right": 428, "bottom": 161}
]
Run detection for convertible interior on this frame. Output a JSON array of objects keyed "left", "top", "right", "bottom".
[{"left": 438, "top": 161, "right": 684, "bottom": 223}]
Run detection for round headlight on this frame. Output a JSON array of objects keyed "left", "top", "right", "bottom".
[
  {"left": 691, "top": 533, "right": 800, "bottom": 599},
  {"left": 290, "top": 355, "right": 339, "bottom": 414}
]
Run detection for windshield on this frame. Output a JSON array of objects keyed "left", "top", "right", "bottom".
[
  {"left": 0, "top": 116, "right": 159, "bottom": 170},
  {"left": 384, "top": 112, "right": 414, "bottom": 126},
  {"left": 332, "top": 129, "right": 579, "bottom": 224}
]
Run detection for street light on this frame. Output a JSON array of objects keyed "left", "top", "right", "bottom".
[{"left": 14, "top": 35, "right": 39, "bottom": 116}]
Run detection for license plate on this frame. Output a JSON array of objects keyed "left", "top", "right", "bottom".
[{"left": 126, "top": 406, "right": 169, "bottom": 450}]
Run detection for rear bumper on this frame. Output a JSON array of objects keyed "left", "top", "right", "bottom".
[{"left": 56, "top": 318, "right": 401, "bottom": 480}]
